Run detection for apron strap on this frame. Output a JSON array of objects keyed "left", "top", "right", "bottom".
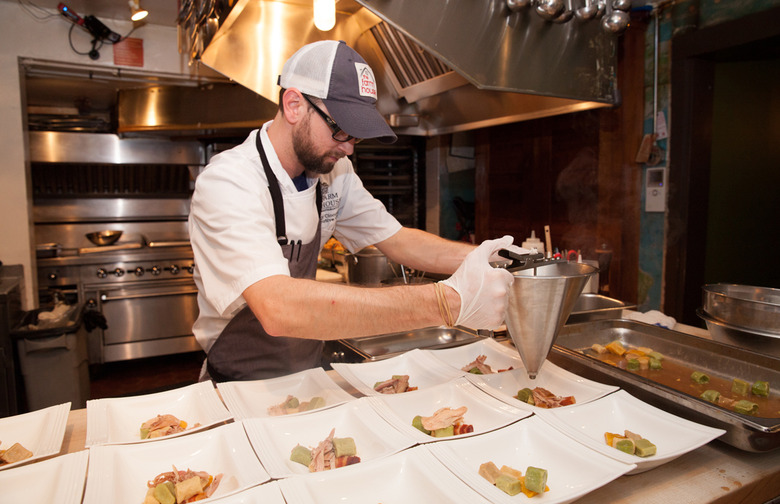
[{"left": 255, "top": 130, "right": 322, "bottom": 245}]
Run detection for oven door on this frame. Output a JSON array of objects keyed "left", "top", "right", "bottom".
[{"left": 84, "top": 278, "right": 202, "bottom": 363}]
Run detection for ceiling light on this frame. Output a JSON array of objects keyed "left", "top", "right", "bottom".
[
  {"left": 129, "top": 0, "right": 148, "bottom": 22},
  {"left": 313, "top": 0, "right": 335, "bottom": 31}
]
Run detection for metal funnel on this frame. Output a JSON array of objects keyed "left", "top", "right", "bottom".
[{"left": 505, "top": 262, "right": 598, "bottom": 379}]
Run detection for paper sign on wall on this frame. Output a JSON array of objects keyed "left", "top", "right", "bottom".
[{"left": 655, "top": 111, "right": 668, "bottom": 140}]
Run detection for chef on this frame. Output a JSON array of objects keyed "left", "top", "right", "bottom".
[{"left": 189, "top": 40, "right": 518, "bottom": 381}]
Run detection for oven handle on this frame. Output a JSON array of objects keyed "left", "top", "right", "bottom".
[{"left": 100, "top": 288, "right": 198, "bottom": 302}]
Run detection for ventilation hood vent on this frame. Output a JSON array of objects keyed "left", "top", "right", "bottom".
[{"left": 196, "top": 0, "right": 618, "bottom": 136}]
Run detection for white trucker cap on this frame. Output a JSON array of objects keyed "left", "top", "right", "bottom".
[{"left": 279, "top": 40, "right": 397, "bottom": 143}]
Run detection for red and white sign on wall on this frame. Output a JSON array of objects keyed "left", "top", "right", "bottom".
[{"left": 113, "top": 37, "right": 144, "bottom": 67}]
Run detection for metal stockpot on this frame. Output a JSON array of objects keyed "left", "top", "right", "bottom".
[{"left": 339, "top": 247, "right": 395, "bottom": 286}]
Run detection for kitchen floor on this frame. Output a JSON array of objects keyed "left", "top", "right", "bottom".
[{"left": 89, "top": 351, "right": 205, "bottom": 399}]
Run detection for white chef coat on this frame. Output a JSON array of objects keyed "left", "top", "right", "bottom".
[{"left": 188, "top": 123, "right": 402, "bottom": 352}]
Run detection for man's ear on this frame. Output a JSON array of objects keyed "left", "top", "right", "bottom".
[{"left": 281, "top": 89, "right": 307, "bottom": 124}]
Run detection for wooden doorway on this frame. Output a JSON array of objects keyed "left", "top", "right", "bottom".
[{"left": 665, "top": 7, "right": 780, "bottom": 325}]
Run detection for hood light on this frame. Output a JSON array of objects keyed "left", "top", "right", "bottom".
[{"left": 313, "top": 0, "right": 335, "bottom": 31}]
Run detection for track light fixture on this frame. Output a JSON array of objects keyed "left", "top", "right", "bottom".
[{"left": 129, "top": 0, "right": 148, "bottom": 22}]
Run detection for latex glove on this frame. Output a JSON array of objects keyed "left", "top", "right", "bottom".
[
  {"left": 489, "top": 243, "right": 531, "bottom": 264},
  {"left": 440, "top": 235, "right": 516, "bottom": 330}
]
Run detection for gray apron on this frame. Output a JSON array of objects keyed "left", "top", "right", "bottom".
[{"left": 205, "top": 132, "right": 324, "bottom": 382}]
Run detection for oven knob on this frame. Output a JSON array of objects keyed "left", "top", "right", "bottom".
[
  {"left": 96, "top": 268, "right": 107, "bottom": 279},
  {"left": 133, "top": 267, "right": 145, "bottom": 277},
  {"left": 48, "top": 272, "right": 58, "bottom": 281},
  {"left": 166, "top": 264, "right": 180, "bottom": 275},
  {"left": 113, "top": 268, "right": 125, "bottom": 277},
  {"left": 150, "top": 266, "right": 161, "bottom": 275},
  {"left": 184, "top": 264, "right": 195, "bottom": 274}
]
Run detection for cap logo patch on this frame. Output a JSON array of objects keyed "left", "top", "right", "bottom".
[{"left": 355, "top": 63, "right": 377, "bottom": 100}]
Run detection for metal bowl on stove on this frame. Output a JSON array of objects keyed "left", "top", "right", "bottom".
[{"left": 86, "top": 230, "right": 123, "bottom": 246}]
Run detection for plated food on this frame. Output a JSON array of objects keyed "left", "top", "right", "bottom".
[
  {"left": 143, "top": 466, "right": 222, "bottom": 504},
  {"left": 428, "top": 415, "right": 634, "bottom": 504},
  {"left": 331, "top": 349, "right": 462, "bottom": 396},
  {"left": 479, "top": 462, "right": 549, "bottom": 497},
  {"left": 412, "top": 406, "right": 473, "bottom": 437},
  {"left": 243, "top": 399, "right": 414, "bottom": 479},
  {"left": 86, "top": 382, "right": 232, "bottom": 446},
  {"left": 536, "top": 390, "right": 725, "bottom": 474},
  {"left": 267, "top": 395, "right": 326, "bottom": 416},
  {"left": 366, "top": 377, "right": 529, "bottom": 444},
  {"left": 604, "top": 430, "right": 657, "bottom": 457},
  {"left": 83, "top": 423, "right": 269, "bottom": 504},
  {"left": 0, "top": 441, "right": 32, "bottom": 466},
  {"left": 425, "top": 338, "right": 525, "bottom": 375},
  {"left": 373, "top": 374, "right": 417, "bottom": 393},
  {"left": 140, "top": 415, "right": 200, "bottom": 440},
  {"left": 0, "top": 402, "right": 70, "bottom": 471},
  {"left": 0, "top": 450, "right": 88, "bottom": 504},
  {"left": 466, "top": 363, "right": 617, "bottom": 411},
  {"left": 289, "top": 428, "right": 360, "bottom": 472},
  {"left": 217, "top": 367, "right": 355, "bottom": 420},
  {"left": 277, "top": 446, "right": 493, "bottom": 504}
]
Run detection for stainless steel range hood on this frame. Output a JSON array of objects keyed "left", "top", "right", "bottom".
[{"left": 197, "top": 0, "right": 618, "bottom": 136}]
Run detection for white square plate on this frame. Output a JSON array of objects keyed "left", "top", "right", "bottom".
[
  {"left": 86, "top": 381, "right": 232, "bottom": 446},
  {"left": 83, "top": 422, "right": 270, "bottom": 504},
  {"left": 243, "top": 398, "right": 415, "bottom": 478},
  {"left": 208, "top": 481, "right": 286, "bottom": 504},
  {"left": 428, "top": 415, "right": 635, "bottom": 504},
  {"left": 217, "top": 367, "right": 356, "bottom": 420},
  {"left": 0, "top": 450, "right": 87, "bottom": 504},
  {"left": 424, "top": 338, "right": 525, "bottom": 374},
  {"left": 466, "top": 361, "right": 619, "bottom": 411},
  {"left": 0, "top": 401, "right": 70, "bottom": 470},
  {"left": 277, "top": 445, "right": 493, "bottom": 504},
  {"left": 331, "top": 349, "right": 463, "bottom": 396},
  {"left": 366, "top": 377, "right": 531, "bottom": 444},
  {"left": 536, "top": 390, "right": 726, "bottom": 474}
]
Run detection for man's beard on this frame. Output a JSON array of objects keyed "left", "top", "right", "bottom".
[{"left": 292, "top": 115, "right": 343, "bottom": 175}]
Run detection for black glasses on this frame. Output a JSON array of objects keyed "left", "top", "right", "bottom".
[{"left": 302, "top": 94, "right": 362, "bottom": 144}]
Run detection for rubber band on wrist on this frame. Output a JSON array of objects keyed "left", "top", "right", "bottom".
[{"left": 434, "top": 282, "right": 455, "bottom": 327}]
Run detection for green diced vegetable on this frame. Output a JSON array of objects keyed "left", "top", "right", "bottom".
[
  {"left": 285, "top": 396, "right": 300, "bottom": 409},
  {"left": 691, "top": 371, "right": 710, "bottom": 384},
  {"left": 732, "top": 378, "right": 750, "bottom": 396},
  {"left": 139, "top": 427, "right": 150, "bottom": 439},
  {"left": 647, "top": 351, "right": 664, "bottom": 361},
  {"left": 411, "top": 415, "right": 431, "bottom": 434},
  {"left": 614, "top": 438, "right": 635, "bottom": 454},
  {"left": 649, "top": 358, "right": 663, "bottom": 370},
  {"left": 516, "top": 387, "right": 534, "bottom": 405},
  {"left": 306, "top": 396, "right": 326, "bottom": 410},
  {"left": 495, "top": 474, "right": 523, "bottom": 496},
  {"left": 432, "top": 425, "right": 454, "bottom": 437},
  {"left": 468, "top": 367, "right": 483, "bottom": 374},
  {"left": 524, "top": 466, "right": 548, "bottom": 493},
  {"left": 153, "top": 481, "right": 176, "bottom": 504},
  {"left": 752, "top": 380, "right": 769, "bottom": 397},
  {"left": 290, "top": 444, "right": 312, "bottom": 466},
  {"left": 734, "top": 400, "right": 759, "bottom": 415},
  {"left": 634, "top": 438, "right": 657, "bottom": 457},
  {"left": 626, "top": 358, "right": 640, "bottom": 370},
  {"left": 700, "top": 389, "right": 720, "bottom": 403},
  {"left": 333, "top": 437, "right": 357, "bottom": 458}
]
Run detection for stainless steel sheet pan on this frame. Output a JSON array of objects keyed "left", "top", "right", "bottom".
[
  {"left": 549, "top": 319, "right": 780, "bottom": 452},
  {"left": 339, "top": 326, "right": 483, "bottom": 361}
]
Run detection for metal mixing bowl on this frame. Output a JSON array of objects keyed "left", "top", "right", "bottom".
[
  {"left": 697, "top": 308, "right": 780, "bottom": 358},
  {"left": 86, "top": 230, "right": 123, "bottom": 246},
  {"left": 702, "top": 283, "right": 780, "bottom": 336}
]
